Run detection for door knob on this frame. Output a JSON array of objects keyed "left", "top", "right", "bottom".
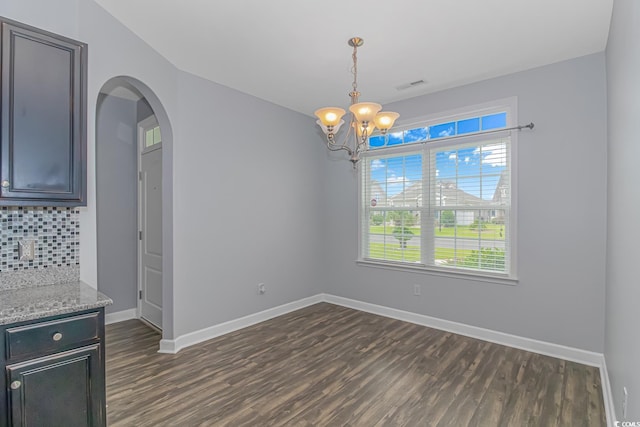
[
  {"left": 10, "top": 380, "right": 21, "bottom": 390},
  {"left": 52, "top": 332, "right": 63, "bottom": 341},
  {"left": 1, "top": 180, "right": 9, "bottom": 188}
]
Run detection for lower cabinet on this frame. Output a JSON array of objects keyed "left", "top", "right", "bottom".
[
  {"left": 1, "top": 309, "right": 106, "bottom": 427},
  {"left": 7, "top": 345, "right": 102, "bottom": 426}
]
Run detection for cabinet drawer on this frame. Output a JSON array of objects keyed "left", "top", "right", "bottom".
[{"left": 5, "top": 312, "right": 100, "bottom": 360}]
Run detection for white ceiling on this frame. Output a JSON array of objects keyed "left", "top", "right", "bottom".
[{"left": 94, "top": 0, "right": 613, "bottom": 117}]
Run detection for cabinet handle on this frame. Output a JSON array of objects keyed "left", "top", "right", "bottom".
[
  {"left": 52, "top": 332, "right": 63, "bottom": 341},
  {"left": 10, "top": 380, "right": 21, "bottom": 390},
  {"left": 1, "top": 180, "right": 9, "bottom": 188}
]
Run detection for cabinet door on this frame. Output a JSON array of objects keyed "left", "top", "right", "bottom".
[
  {"left": 0, "top": 18, "right": 87, "bottom": 206},
  {"left": 6, "top": 344, "right": 104, "bottom": 427}
]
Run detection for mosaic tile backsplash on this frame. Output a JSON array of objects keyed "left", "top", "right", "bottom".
[{"left": 0, "top": 207, "right": 80, "bottom": 272}]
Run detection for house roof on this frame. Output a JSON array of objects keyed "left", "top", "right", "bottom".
[
  {"left": 492, "top": 170, "right": 509, "bottom": 203},
  {"left": 388, "top": 181, "right": 486, "bottom": 208}
]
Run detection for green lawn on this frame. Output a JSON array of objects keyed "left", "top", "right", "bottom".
[
  {"left": 370, "top": 225, "right": 421, "bottom": 236},
  {"left": 434, "top": 247, "right": 474, "bottom": 261},
  {"left": 435, "top": 224, "right": 504, "bottom": 240},
  {"left": 367, "top": 243, "right": 475, "bottom": 264},
  {"left": 368, "top": 242, "right": 421, "bottom": 262},
  {"left": 369, "top": 224, "right": 504, "bottom": 240}
]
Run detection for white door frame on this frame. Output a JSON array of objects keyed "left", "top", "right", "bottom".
[{"left": 137, "top": 115, "right": 163, "bottom": 328}]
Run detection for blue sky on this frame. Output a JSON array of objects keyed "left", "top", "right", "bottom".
[
  {"left": 368, "top": 112, "right": 508, "bottom": 199},
  {"left": 370, "top": 142, "right": 507, "bottom": 199}
]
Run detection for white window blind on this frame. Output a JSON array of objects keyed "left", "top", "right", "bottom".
[{"left": 360, "top": 105, "right": 514, "bottom": 278}]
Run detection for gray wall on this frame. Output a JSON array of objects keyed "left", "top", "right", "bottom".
[
  {"left": 137, "top": 98, "right": 154, "bottom": 123},
  {"left": 605, "top": 0, "right": 640, "bottom": 420},
  {"left": 0, "top": 0, "right": 79, "bottom": 38},
  {"left": 322, "top": 53, "right": 608, "bottom": 353},
  {"left": 171, "top": 72, "right": 325, "bottom": 336},
  {"left": 96, "top": 94, "right": 138, "bottom": 314}
]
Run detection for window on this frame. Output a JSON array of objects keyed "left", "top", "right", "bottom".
[
  {"left": 360, "top": 101, "right": 516, "bottom": 279},
  {"left": 145, "top": 125, "right": 162, "bottom": 148}
]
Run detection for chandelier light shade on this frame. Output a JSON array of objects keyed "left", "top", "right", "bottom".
[
  {"left": 374, "top": 112, "right": 400, "bottom": 134},
  {"left": 355, "top": 120, "right": 376, "bottom": 138},
  {"left": 315, "top": 37, "right": 399, "bottom": 167},
  {"left": 315, "top": 107, "right": 346, "bottom": 128},
  {"left": 316, "top": 118, "right": 345, "bottom": 137},
  {"left": 349, "top": 102, "right": 382, "bottom": 124}
]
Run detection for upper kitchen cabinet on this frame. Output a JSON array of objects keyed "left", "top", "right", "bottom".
[{"left": 0, "top": 17, "right": 87, "bottom": 206}]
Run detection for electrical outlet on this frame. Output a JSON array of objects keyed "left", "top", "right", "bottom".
[
  {"left": 257, "top": 283, "right": 266, "bottom": 295},
  {"left": 623, "top": 386, "right": 628, "bottom": 419},
  {"left": 413, "top": 284, "right": 421, "bottom": 296},
  {"left": 18, "top": 239, "right": 36, "bottom": 261}
]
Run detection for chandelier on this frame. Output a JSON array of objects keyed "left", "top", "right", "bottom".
[{"left": 315, "top": 37, "right": 399, "bottom": 168}]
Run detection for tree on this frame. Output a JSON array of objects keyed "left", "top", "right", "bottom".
[
  {"left": 392, "top": 226, "right": 414, "bottom": 249},
  {"left": 371, "top": 214, "right": 384, "bottom": 226},
  {"left": 469, "top": 218, "right": 488, "bottom": 230},
  {"left": 440, "top": 210, "right": 455, "bottom": 228},
  {"left": 388, "top": 211, "right": 416, "bottom": 227}
]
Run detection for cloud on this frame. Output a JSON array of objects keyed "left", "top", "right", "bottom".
[
  {"left": 436, "top": 169, "right": 440, "bottom": 177},
  {"left": 474, "top": 143, "right": 506, "bottom": 167},
  {"left": 464, "top": 156, "right": 470, "bottom": 164},
  {"left": 371, "top": 159, "right": 385, "bottom": 170},
  {"left": 483, "top": 153, "right": 506, "bottom": 167},
  {"left": 448, "top": 153, "right": 457, "bottom": 160},
  {"left": 387, "top": 175, "right": 407, "bottom": 184},
  {"left": 385, "top": 175, "right": 409, "bottom": 197},
  {"left": 483, "top": 143, "right": 506, "bottom": 152},
  {"left": 439, "top": 126, "right": 454, "bottom": 137}
]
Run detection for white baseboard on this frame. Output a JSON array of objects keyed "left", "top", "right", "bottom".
[
  {"left": 158, "top": 292, "right": 602, "bottom": 365},
  {"left": 158, "top": 294, "right": 323, "bottom": 354},
  {"left": 599, "top": 355, "right": 617, "bottom": 427},
  {"left": 105, "top": 308, "right": 137, "bottom": 325},
  {"left": 322, "top": 294, "right": 604, "bottom": 367}
]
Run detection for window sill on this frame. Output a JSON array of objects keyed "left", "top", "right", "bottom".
[{"left": 356, "top": 259, "right": 518, "bottom": 286}]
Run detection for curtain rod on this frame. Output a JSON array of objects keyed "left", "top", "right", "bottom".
[
  {"left": 417, "top": 122, "right": 535, "bottom": 145},
  {"left": 365, "top": 122, "right": 535, "bottom": 157}
]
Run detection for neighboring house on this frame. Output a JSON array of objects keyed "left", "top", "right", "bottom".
[
  {"left": 367, "top": 181, "right": 388, "bottom": 207},
  {"left": 388, "top": 181, "right": 490, "bottom": 225},
  {"left": 388, "top": 181, "right": 424, "bottom": 208},
  {"left": 491, "top": 170, "right": 510, "bottom": 223}
]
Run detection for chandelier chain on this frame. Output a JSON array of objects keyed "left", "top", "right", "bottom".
[{"left": 351, "top": 44, "right": 358, "bottom": 100}]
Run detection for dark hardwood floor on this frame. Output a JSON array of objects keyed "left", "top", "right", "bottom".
[{"left": 105, "top": 303, "right": 606, "bottom": 426}]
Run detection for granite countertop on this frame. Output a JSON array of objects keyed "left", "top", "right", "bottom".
[{"left": 0, "top": 281, "right": 113, "bottom": 325}]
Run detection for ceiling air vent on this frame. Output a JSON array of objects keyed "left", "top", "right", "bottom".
[{"left": 396, "top": 79, "right": 427, "bottom": 91}]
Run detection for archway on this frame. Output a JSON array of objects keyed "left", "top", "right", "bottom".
[{"left": 95, "top": 76, "right": 174, "bottom": 342}]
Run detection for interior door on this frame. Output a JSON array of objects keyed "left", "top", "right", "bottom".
[{"left": 138, "top": 117, "right": 163, "bottom": 329}]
